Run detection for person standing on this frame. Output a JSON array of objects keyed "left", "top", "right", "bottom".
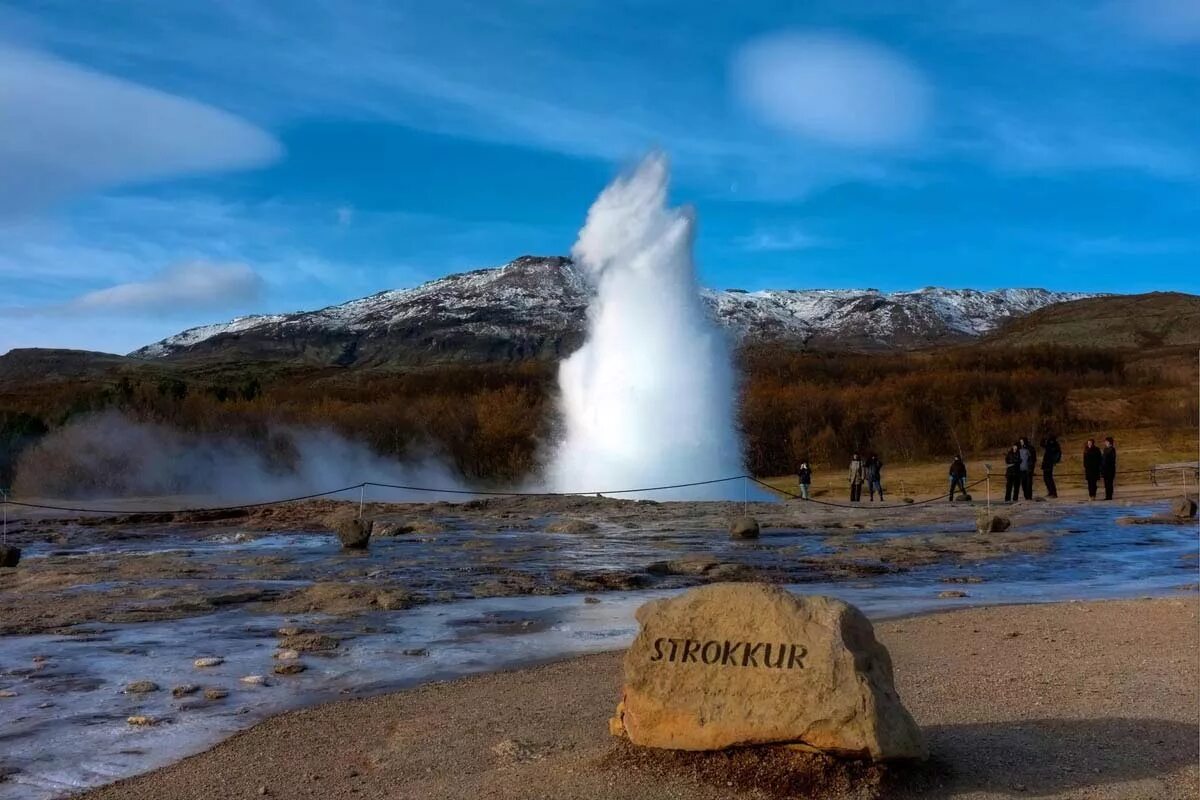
[
  {"left": 1017, "top": 437, "right": 1037, "bottom": 500},
  {"left": 1101, "top": 436, "right": 1118, "bottom": 500},
  {"left": 848, "top": 453, "right": 864, "bottom": 502},
  {"left": 948, "top": 454, "right": 968, "bottom": 501},
  {"left": 1083, "top": 438, "right": 1103, "bottom": 500},
  {"left": 1004, "top": 443, "right": 1021, "bottom": 502},
  {"left": 1041, "top": 434, "right": 1062, "bottom": 498},
  {"left": 797, "top": 459, "right": 812, "bottom": 501},
  {"left": 864, "top": 454, "right": 885, "bottom": 501}
]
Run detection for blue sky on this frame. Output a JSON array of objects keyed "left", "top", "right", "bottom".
[{"left": 0, "top": 0, "right": 1197, "bottom": 354}]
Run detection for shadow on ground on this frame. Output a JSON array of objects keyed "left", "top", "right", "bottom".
[{"left": 905, "top": 717, "right": 1199, "bottom": 798}]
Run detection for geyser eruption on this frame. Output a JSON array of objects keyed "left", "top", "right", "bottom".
[{"left": 550, "top": 154, "right": 745, "bottom": 499}]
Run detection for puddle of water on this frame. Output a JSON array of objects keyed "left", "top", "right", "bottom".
[{"left": 1, "top": 503, "right": 1195, "bottom": 799}]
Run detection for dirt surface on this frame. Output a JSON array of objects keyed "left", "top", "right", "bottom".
[
  {"left": 80, "top": 597, "right": 1200, "bottom": 800},
  {"left": 0, "top": 495, "right": 1098, "bottom": 635}
]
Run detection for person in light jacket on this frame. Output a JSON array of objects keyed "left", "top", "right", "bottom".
[
  {"left": 1017, "top": 437, "right": 1037, "bottom": 500},
  {"left": 848, "top": 453, "right": 864, "bottom": 502}
]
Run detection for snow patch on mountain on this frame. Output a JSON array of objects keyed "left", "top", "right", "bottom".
[{"left": 131, "top": 256, "right": 1097, "bottom": 359}]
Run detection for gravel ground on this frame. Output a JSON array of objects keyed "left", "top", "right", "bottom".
[{"left": 81, "top": 596, "right": 1199, "bottom": 800}]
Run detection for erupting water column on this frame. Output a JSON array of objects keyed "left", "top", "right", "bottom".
[{"left": 550, "top": 154, "right": 746, "bottom": 499}]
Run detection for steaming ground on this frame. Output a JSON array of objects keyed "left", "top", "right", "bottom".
[
  {"left": 12, "top": 410, "right": 466, "bottom": 502},
  {"left": 551, "top": 155, "right": 745, "bottom": 499}
]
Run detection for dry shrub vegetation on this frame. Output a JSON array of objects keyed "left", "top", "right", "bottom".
[{"left": 0, "top": 345, "right": 1194, "bottom": 493}]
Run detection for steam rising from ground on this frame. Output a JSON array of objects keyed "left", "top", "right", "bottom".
[
  {"left": 550, "top": 155, "right": 746, "bottom": 499},
  {"left": 13, "top": 411, "right": 463, "bottom": 502}
]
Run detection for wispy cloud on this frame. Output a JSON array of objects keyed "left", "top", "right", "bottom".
[
  {"left": 66, "top": 261, "right": 263, "bottom": 314},
  {"left": 1108, "top": 0, "right": 1200, "bottom": 43},
  {"left": 730, "top": 32, "right": 931, "bottom": 149},
  {"left": 0, "top": 46, "right": 282, "bottom": 216},
  {"left": 736, "top": 226, "right": 829, "bottom": 253}
]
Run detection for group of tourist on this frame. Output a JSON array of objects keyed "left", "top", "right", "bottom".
[
  {"left": 1001, "top": 435, "right": 1118, "bottom": 502},
  {"left": 795, "top": 435, "right": 1120, "bottom": 503}
]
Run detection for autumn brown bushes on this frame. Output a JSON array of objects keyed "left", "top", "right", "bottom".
[{"left": 0, "top": 345, "right": 1189, "bottom": 491}]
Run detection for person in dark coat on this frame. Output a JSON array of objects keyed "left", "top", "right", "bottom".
[
  {"left": 948, "top": 455, "right": 968, "bottom": 501},
  {"left": 864, "top": 454, "right": 884, "bottom": 501},
  {"left": 1082, "top": 438, "right": 1103, "bottom": 500},
  {"left": 797, "top": 459, "right": 812, "bottom": 501},
  {"left": 1004, "top": 443, "right": 1021, "bottom": 502},
  {"left": 1041, "top": 435, "right": 1062, "bottom": 498},
  {"left": 1017, "top": 437, "right": 1037, "bottom": 500},
  {"left": 1101, "top": 436, "right": 1118, "bottom": 500}
]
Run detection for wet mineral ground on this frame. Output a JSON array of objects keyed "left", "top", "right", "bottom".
[{"left": 0, "top": 495, "right": 1196, "bottom": 798}]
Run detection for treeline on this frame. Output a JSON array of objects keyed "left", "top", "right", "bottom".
[
  {"left": 0, "top": 344, "right": 1189, "bottom": 489},
  {"left": 739, "top": 345, "right": 1138, "bottom": 475}
]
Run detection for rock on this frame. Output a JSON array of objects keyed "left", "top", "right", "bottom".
[
  {"left": 584, "top": 596, "right": 601, "bottom": 604},
  {"left": 0, "top": 545, "right": 21, "bottom": 568},
  {"left": 938, "top": 590, "right": 969, "bottom": 599},
  {"left": 277, "top": 633, "right": 340, "bottom": 652},
  {"left": 276, "top": 626, "right": 309, "bottom": 638},
  {"left": 546, "top": 518, "right": 599, "bottom": 534},
  {"left": 976, "top": 514, "right": 1012, "bottom": 534},
  {"left": 1172, "top": 496, "right": 1198, "bottom": 519},
  {"left": 401, "top": 648, "right": 429, "bottom": 657},
  {"left": 123, "top": 680, "right": 160, "bottom": 694},
  {"left": 609, "top": 583, "right": 925, "bottom": 760},
  {"left": 172, "top": 684, "right": 199, "bottom": 698},
  {"left": 728, "top": 516, "right": 760, "bottom": 540},
  {"left": 375, "top": 518, "right": 444, "bottom": 536},
  {"left": 203, "top": 687, "right": 229, "bottom": 700},
  {"left": 0, "top": 690, "right": 17, "bottom": 698},
  {"left": 126, "top": 715, "right": 158, "bottom": 726},
  {"left": 193, "top": 657, "right": 224, "bottom": 668},
  {"left": 274, "top": 649, "right": 301, "bottom": 661},
  {"left": 954, "top": 493, "right": 972, "bottom": 502},
  {"left": 648, "top": 553, "right": 720, "bottom": 576},
  {"left": 240, "top": 675, "right": 269, "bottom": 686},
  {"left": 274, "top": 662, "right": 306, "bottom": 676},
  {"left": 328, "top": 511, "right": 373, "bottom": 549}
]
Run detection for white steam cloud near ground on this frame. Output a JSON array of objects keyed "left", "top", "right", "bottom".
[
  {"left": 549, "top": 154, "right": 747, "bottom": 499},
  {"left": 14, "top": 411, "right": 464, "bottom": 503}
]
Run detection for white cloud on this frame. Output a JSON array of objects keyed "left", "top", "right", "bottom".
[
  {"left": 968, "top": 105, "right": 1200, "bottom": 179},
  {"left": 730, "top": 32, "right": 931, "bottom": 148},
  {"left": 0, "top": 46, "right": 282, "bottom": 215},
  {"left": 736, "top": 226, "right": 828, "bottom": 252},
  {"left": 1109, "top": 0, "right": 1200, "bottom": 43},
  {"left": 64, "top": 261, "right": 263, "bottom": 315}
]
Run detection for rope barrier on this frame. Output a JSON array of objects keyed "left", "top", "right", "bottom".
[
  {"left": 1, "top": 483, "right": 370, "bottom": 515},
  {"left": 364, "top": 475, "right": 746, "bottom": 497},
  {"left": 748, "top": 476, "right": 990, "bottom": 509},
  {"left": 0, "top": 472, "right": 1182, "bottom": 518}
]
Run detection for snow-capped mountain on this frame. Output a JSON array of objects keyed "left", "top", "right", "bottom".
[{"left": 131, "top": 256, "right": 1096, "bottom": 365}]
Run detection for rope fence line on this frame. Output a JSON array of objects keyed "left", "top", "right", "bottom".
[
  {"left": 748, "top": 476, "right": 990, "bottom": 509},
  {"left": 0, "top": 471, "right": 1189, "bottom": 520}
]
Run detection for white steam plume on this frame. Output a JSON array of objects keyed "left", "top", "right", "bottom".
[
  {"left": 550, "top": 154, "right": 746, "bottom": 499},
  {"left": 13, "top": 411, "right": 465, "bottom": 503}
]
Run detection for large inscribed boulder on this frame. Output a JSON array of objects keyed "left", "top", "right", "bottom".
[{"left": 609, "top": 583, "right": 925, "bottom": 760}]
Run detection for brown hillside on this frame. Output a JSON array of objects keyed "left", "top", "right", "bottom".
[{"left": 985, "top": 292, "right": 1200, "bottom": 350}]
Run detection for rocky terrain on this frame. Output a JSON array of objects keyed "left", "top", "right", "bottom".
[{"left": 130, "top": 255, "right": 1095, "bottom": 366}]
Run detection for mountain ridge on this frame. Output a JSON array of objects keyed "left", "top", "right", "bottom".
[{"left": 128, "top": 256, "right": 1099, "bottom": 367}]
